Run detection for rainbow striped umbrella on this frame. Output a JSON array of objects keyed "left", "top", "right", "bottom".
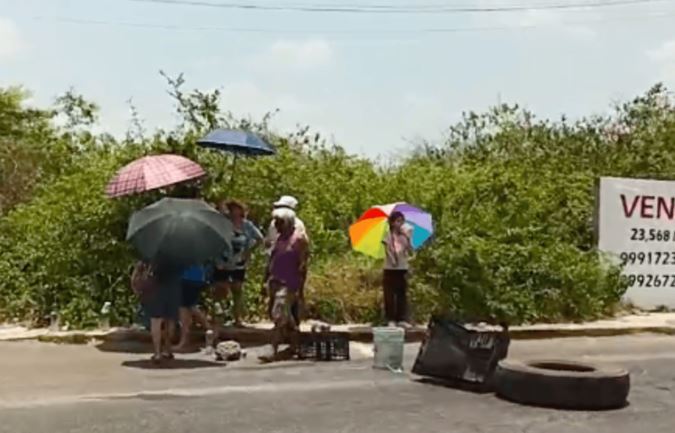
[{"left": 349, "top": 202, "right": 433, "bottom": 259}]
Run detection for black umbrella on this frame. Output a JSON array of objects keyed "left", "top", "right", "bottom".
[{"left": 126, "top": 198, "right": 233, "bottom": 267}]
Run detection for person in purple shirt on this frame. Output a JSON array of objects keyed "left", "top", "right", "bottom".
[{"left": 262, "top": 208, "right": 309, "bottom": 361}]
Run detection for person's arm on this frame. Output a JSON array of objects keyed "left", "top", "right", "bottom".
[
  {"left": 243, "top": 221, "right": 264, "bottom": 262},
  {"left": 405, "top": 232, "right": 414, "bottom": 256},
  {"left": 216, "top": 244, "right": 230, "bottom": 269},
  {"left": 262, "top": 269, "right": 270, "bottom": 297},
  {"left": 296, "top": 236, "right": 308, "bottom": 282},
  {"left": 295, "top": 219, "right": 308, "bottom": 241},
  {"left": 382, "top": 233, "right": 397, "bottom": 267},
  {"left": 250, "top": 222, "right": 264, "bottom": 249},
  {"left": 296, "top": 237, "right": 309, "bottom": 317},
  {"left": 264, "top": 221, "right": 276, "bottom": 250},
  {"left": 262, "top": 232, "right": 279, "bottom": 297}
]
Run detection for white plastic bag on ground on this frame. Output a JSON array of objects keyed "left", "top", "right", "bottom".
[{"left": 215, "top": 340, "right": 243, "bottom": 361}]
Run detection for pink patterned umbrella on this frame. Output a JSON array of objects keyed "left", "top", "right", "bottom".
[{"left": 106, "top": 154, "right": 206, "bottom": 198}]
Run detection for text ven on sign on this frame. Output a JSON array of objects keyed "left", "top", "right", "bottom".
[{"left": 621, "top": 194, "right": 675, "bottom": 219}]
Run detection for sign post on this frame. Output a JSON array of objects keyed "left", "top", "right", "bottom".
[{"left": 598, "top": 177, "right": 675, "bottom": 309}]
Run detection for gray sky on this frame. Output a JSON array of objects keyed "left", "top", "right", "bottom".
[{"left": 1, "top": 0, "right": 675, "bottom": 158}]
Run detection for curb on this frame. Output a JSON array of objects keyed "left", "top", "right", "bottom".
[
  {"left": 3, "top": 325, "right": 675, "bottom": 346},
  {"left": 507, "top": 326, "right": 675, "bottom": 340}
]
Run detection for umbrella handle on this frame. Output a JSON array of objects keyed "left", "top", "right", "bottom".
[{"left": 229, "top": 154, "right": 238, "bottom": 189}]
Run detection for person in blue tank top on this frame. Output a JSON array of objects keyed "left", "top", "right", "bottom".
[
  {"left": 175, "top": 263, "right": 212, "bottom": 351},
  {"left": 167, "top": 185, "right": 215, "bottom": 351}
]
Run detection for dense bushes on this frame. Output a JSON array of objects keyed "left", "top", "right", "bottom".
[{"left": 4, "top": 78, "right": 675, "bottom": 328}]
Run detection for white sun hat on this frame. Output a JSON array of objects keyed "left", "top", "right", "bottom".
[{"left": 273, "top": 195, "right": 299, "bottom": 209}]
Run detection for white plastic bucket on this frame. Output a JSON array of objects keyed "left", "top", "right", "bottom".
[{"left": 373, "top": 327, "right": 405, "bottom": 370}]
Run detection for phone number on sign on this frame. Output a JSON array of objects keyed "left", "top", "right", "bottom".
[
  {"left": 626, "top": 274, "right": 675, "bottom": 288},
  {"left": 630, "top": 228, "right": 675, "bottom": 242},
  {"left": 620, "top": 251, "right": 675, "bottom": 266}
]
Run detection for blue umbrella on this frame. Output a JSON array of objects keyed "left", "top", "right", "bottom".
[
  {"left": 197, "top": 129, "right": 276, "bottom": 187},
  {"left": 197, "top": 129, "right": 276, "bottom": 156}
]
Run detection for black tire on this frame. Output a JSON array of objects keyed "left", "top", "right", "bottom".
[{"left": 494, "top": 359, "right": 630, "bottom": 410}]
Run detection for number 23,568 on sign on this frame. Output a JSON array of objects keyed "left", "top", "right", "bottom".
[{"left": 629, "top": 228, "right": 674, "bottom": 242}]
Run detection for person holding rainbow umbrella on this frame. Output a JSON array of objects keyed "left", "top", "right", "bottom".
[{"left": 349, "top": 203, "right": 433, "bottom": 328}]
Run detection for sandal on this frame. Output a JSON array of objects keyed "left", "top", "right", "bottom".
[
  {"left": 151, "top": 354, "right": 162, "bottom": 365},
  {"left": 161, "top": 352, "right": 175, "bottom": 360},
  {"left": 258, "top": 354, "right": 274, "bottom": 364},
  {"left": 172, "top": 344, "right": 191, "bottom": 354}
]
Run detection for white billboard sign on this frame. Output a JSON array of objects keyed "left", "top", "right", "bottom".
[{"left": 598, "top": 177, "right": 675, "bottom": 309}]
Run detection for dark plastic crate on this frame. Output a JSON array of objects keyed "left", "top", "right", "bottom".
[
  {"left": 412, "top": 317, "right": 510, "bottom": 386},
  {"left": 298, "top": 331, "right": 350, "bottom": 361}
]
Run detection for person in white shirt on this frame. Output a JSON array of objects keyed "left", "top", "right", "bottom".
[
  {"left": 264, "top": 195, "right": 308, "bottom": 251},
  {"left": 382, "top": 211, "right": 413, "bottom": 328}
]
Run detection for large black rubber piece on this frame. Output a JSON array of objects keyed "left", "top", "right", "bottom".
[
  {"left": 494, "top": 359, "right": 630, "bottom": 410},
  {"left": 412, "top": 317, "right": 510, "bottom": 389}
]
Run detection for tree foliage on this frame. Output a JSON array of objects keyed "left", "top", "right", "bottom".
[{"left": 3, "top": 76, "right": 674, "bottom": 328}]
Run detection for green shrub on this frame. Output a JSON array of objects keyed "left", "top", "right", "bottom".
[
  {"left": 0, "top": 151, "right": 140, "bottom": 326},
  {"left": 8, "top": 79, "right": 675, "bottom": 327}
]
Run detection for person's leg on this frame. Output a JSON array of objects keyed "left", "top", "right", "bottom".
[
  {"left": 150, "top": 318, "right": 163, "bottom": 362},
  {"left": 163, "top": 320, "right": 175, "bottom": 358},
  {"left": 395, "top": 271, "right": 409, "bottom": 324},
  {"left": 162, "top": 280, "right": 181, "bottom": 358},
  {"left": 175, "top": 307, "right": 193, "bottom": 350},
  {"left": 271, "top": 327, "right": 281, "bottom": 357},
  {"left": 212, "top": 280, "right": 231, "bottom": 328},
  {"left": 392, "top": 271, "right": 411, "bottom": 327},
  {"left": 213, "top": 280, "right": 230, "bottom": 301},
  {"left": 270, "top": 301, "right": 283, "bottom": 358},
  {"left": 146, "top": 292, "right": 165, "bottom": 362},
  {"left": 291, "top": 282, "right": 302, "bottom": 327},
  {"left": 290, "top": 302, "right": 299, "bottom": 327},
  {"left": 382, "top": 270, "right": 396, "bottom": 325},
  {"left": 287, "top": 325, "right": 300, "bottom": 359},
  {"left": 211, "top": 270, "right": 229, "bottom": 323},
  {"left": 270, "top": 285, "right": 287, "bottom": 357},
  {"left": 286, "top": 295, "right": 300, "bottom": 359},
  {"left": 266, "top": 282, "right": 275, "bottom": 321},
  {"left": 192, "top": 306, "right": 210, "bottom": 330},
  {"left": 176, "top": 281, "right": 203, "bottom": 350},
  {"left": 276, "top": 291, "right": 299, "bottom": 360},
  {"left": 231, "top": 279, "right": 245, "bottom": 327}
]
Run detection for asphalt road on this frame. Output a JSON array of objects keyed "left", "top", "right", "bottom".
[{"left": 1, "top": 335, "right": 674, "bottom": 433}]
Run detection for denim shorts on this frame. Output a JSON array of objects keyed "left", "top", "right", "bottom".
[
  {"left": 143, "top": 282, "right": 181, "bottom": 321},
  {"left": 213, "top": 268, "right": 247, "bottom": 283},
  {"left": 181, "top": 280, "right": 207, "bottom": 308}
]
